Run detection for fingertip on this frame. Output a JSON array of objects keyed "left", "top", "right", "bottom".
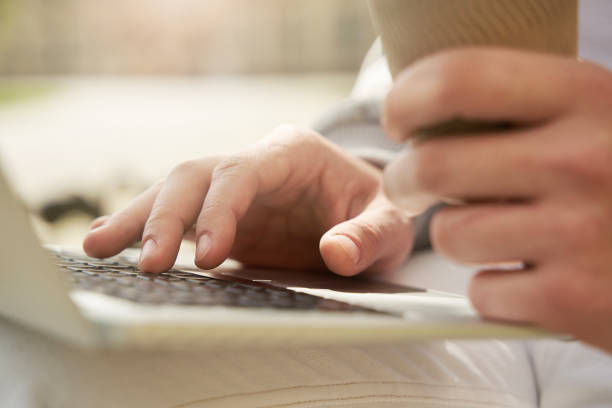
[
  {"left": 467, "top": 269, "right": 495, "bottom": 315},
  {"left": 319, "top": 234, "right": 362, "bottom": 277},
  {"left": 382, "top": 160, "right": 400, "bottom": 202},
  {"left": 195, "top": 232, "right": 223, "bottom": 269},
  {"left": 195, "top": 233, "right": 211, "bottom": 263},
  {"left": 194, "top": 257, "right": 224, "bottom": 270},
  {"left": 332, "top": 235, "right": 361, "bottom": 265},
  {"left": 383, "top": 123, "right": 406, "bottom": 144},
  {"left": 382, "top": 149, "right": 415, "bottom": 200},
  {"left": 195, "top": 210, "right": 237, "bottom": 269},
  {"left": 194, "top": 240, "right": 225, "bottom": 270},
  {"left": 381, "top": 110, "right": 403, "bottom": 144},
  {"left": 82, "top": 226, "right": 114, "bottom": 258},
  {"left": 383, "top": 157, "right": 437, "bottom": 215},
  {"left": 82, "top": 231, "right": 100, "bottom": 258},
  {"left": 138, "top": 238, "right": 172, "bottom": 274}
]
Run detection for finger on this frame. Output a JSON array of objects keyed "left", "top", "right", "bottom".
[
  {"left": 430, "top": 203, "right": 550, "bottom": 265},
  {"left": 468, "top": 268, "right": 550, "bottom": 325},
  {"left": 383, "top": 121, "right": 566, "bottom": 205},
  {"left": 82, "top": 183, "right": 162, "bottom": 258},
  {"left": 139, "top": 158, "right": 221, "bottom": 273},
  {"left": 467, "top": 265, "right": 588, "bottom": 336},
  {"left": 473, "top": 264, "right": 612, "bottom": 345},
  {"left": 319, "top": 194, "right": 414, "bottom": 276},
  {"left": 194, "top": 127, "right": 330, "bottom": 269},
  {"left": 193, "top": 156, "right": 283, "bottom": 269},
  {"left": 384, "top": 48, "right": 579, "bottom": 142}
]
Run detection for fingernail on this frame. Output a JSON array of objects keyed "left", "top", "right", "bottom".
[
  {"left": 333, "top": 235, "right": 360, "bottom": 265},
  {"left": 139, "top": 239, "right": 157, "bottom": 264},
  {"left": 90, "top": 220, "right": 107, "bottom": 231},
  {"left": 196, "top": 233, "right": 211, "bottom": 262}
]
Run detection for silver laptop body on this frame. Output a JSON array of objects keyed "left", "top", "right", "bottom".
[{"left": 0, "top": 169, "right": 550, "bottom": 349}]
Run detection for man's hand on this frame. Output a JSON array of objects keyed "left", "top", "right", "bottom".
[
  {"left": 382, "top": 47, "right": 612, "bottom": 352},
  {"left": 83, "top": 125, "right": 414, "bottom": 276}
]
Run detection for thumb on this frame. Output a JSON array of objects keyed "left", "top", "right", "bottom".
[{"left": 319, "top": 195, "right": 414, "bottom": 276}]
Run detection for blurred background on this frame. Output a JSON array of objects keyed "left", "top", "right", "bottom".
[
  {"left": 0, "top": 0, "right": 376, "bottom": 246},
  {"left": 0, "top": 0, "right": 374, "bottom": 74}
]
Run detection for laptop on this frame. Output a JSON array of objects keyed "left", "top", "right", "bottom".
[{"left": 0, "top": 167, "right": 552, "bottom": 349}]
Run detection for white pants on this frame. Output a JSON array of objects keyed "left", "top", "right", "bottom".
[{"left": 2, "top": 318, "right": 611, "bottom": 408}]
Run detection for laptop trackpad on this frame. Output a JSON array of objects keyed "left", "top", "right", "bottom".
[{"left": 208, "top": 267, "right": 425, "bottom": 295}]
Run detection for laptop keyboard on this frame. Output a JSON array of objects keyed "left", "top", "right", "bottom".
[{"left": 51, "top": 251, "right": 369, "bottom": 312}]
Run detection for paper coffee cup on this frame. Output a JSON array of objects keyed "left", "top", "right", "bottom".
[{"left": 368, "top": 0, "right": 577, "bottom": 77}]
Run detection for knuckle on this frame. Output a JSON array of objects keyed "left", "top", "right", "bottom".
[
  {"left": 427, "top": 75, "right": 462, "bottom": 112},
  {"left": 212, "top": 155, "right": 252, "bottom": 179},
  {"left": 267, "top": 124, "right": 310, "bottom": 142},
  {"left": 198, "top": 201, "right": 236, "bottom": 226},
  {"left": 588, "top": 282, "right": 612, "bottom": 316},
  {"left": 354, "top": 206, "right": 412, "bottom": 255},
  {"left": 385, "top": 49, "right": 480, "bottom": 137},
  {"left": 144, "top": 208, "right": 187, "bottom": 235},
  {"left": 355, "top": 222, "right": 383, "bottom": 255},
  {"left": 260, "top": 125, "right": 324, "bottom": 160},
  {"left": 577, "top": 61, "right": 612, "bottom": 101},
  {"left": 540, "top": 275, "right": 567, "bottom": 311},
  {"left": 543, "top": 137, "right": 612, "bottom": 188},
  {"left": 554, "top": 209, "right": 605, "bottom": 251},
  {"left": 422, "top": 50, "right": 477, "bottom": 109},
  {"left": 112, "top": 210, "right": 144, "bottom": 233},
  {"left": 271, "top": 124, "right": 322, "bottom": 147},
  {"left": 271, "top": 123, "right": 301, "bottom": 136},
  {"left": 169, "top": 159, "right": 201, "bottom": 178},
  {"left": 542, "top": 264, "right": 612, "bottom": 323},
  {"left": 542, "top": 270, "right": 591, "bottom": 315}
]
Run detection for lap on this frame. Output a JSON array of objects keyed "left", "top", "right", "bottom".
[{"left": 1, "top": 317, "right": 537, "bottom": 408}]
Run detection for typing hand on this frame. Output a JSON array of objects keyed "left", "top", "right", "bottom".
[
  {"left": 382, "top": 47, "right": 612, "bottom": 352},
  {"left": 83, "top": 125, "right": 414, "bottom": 276}
]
